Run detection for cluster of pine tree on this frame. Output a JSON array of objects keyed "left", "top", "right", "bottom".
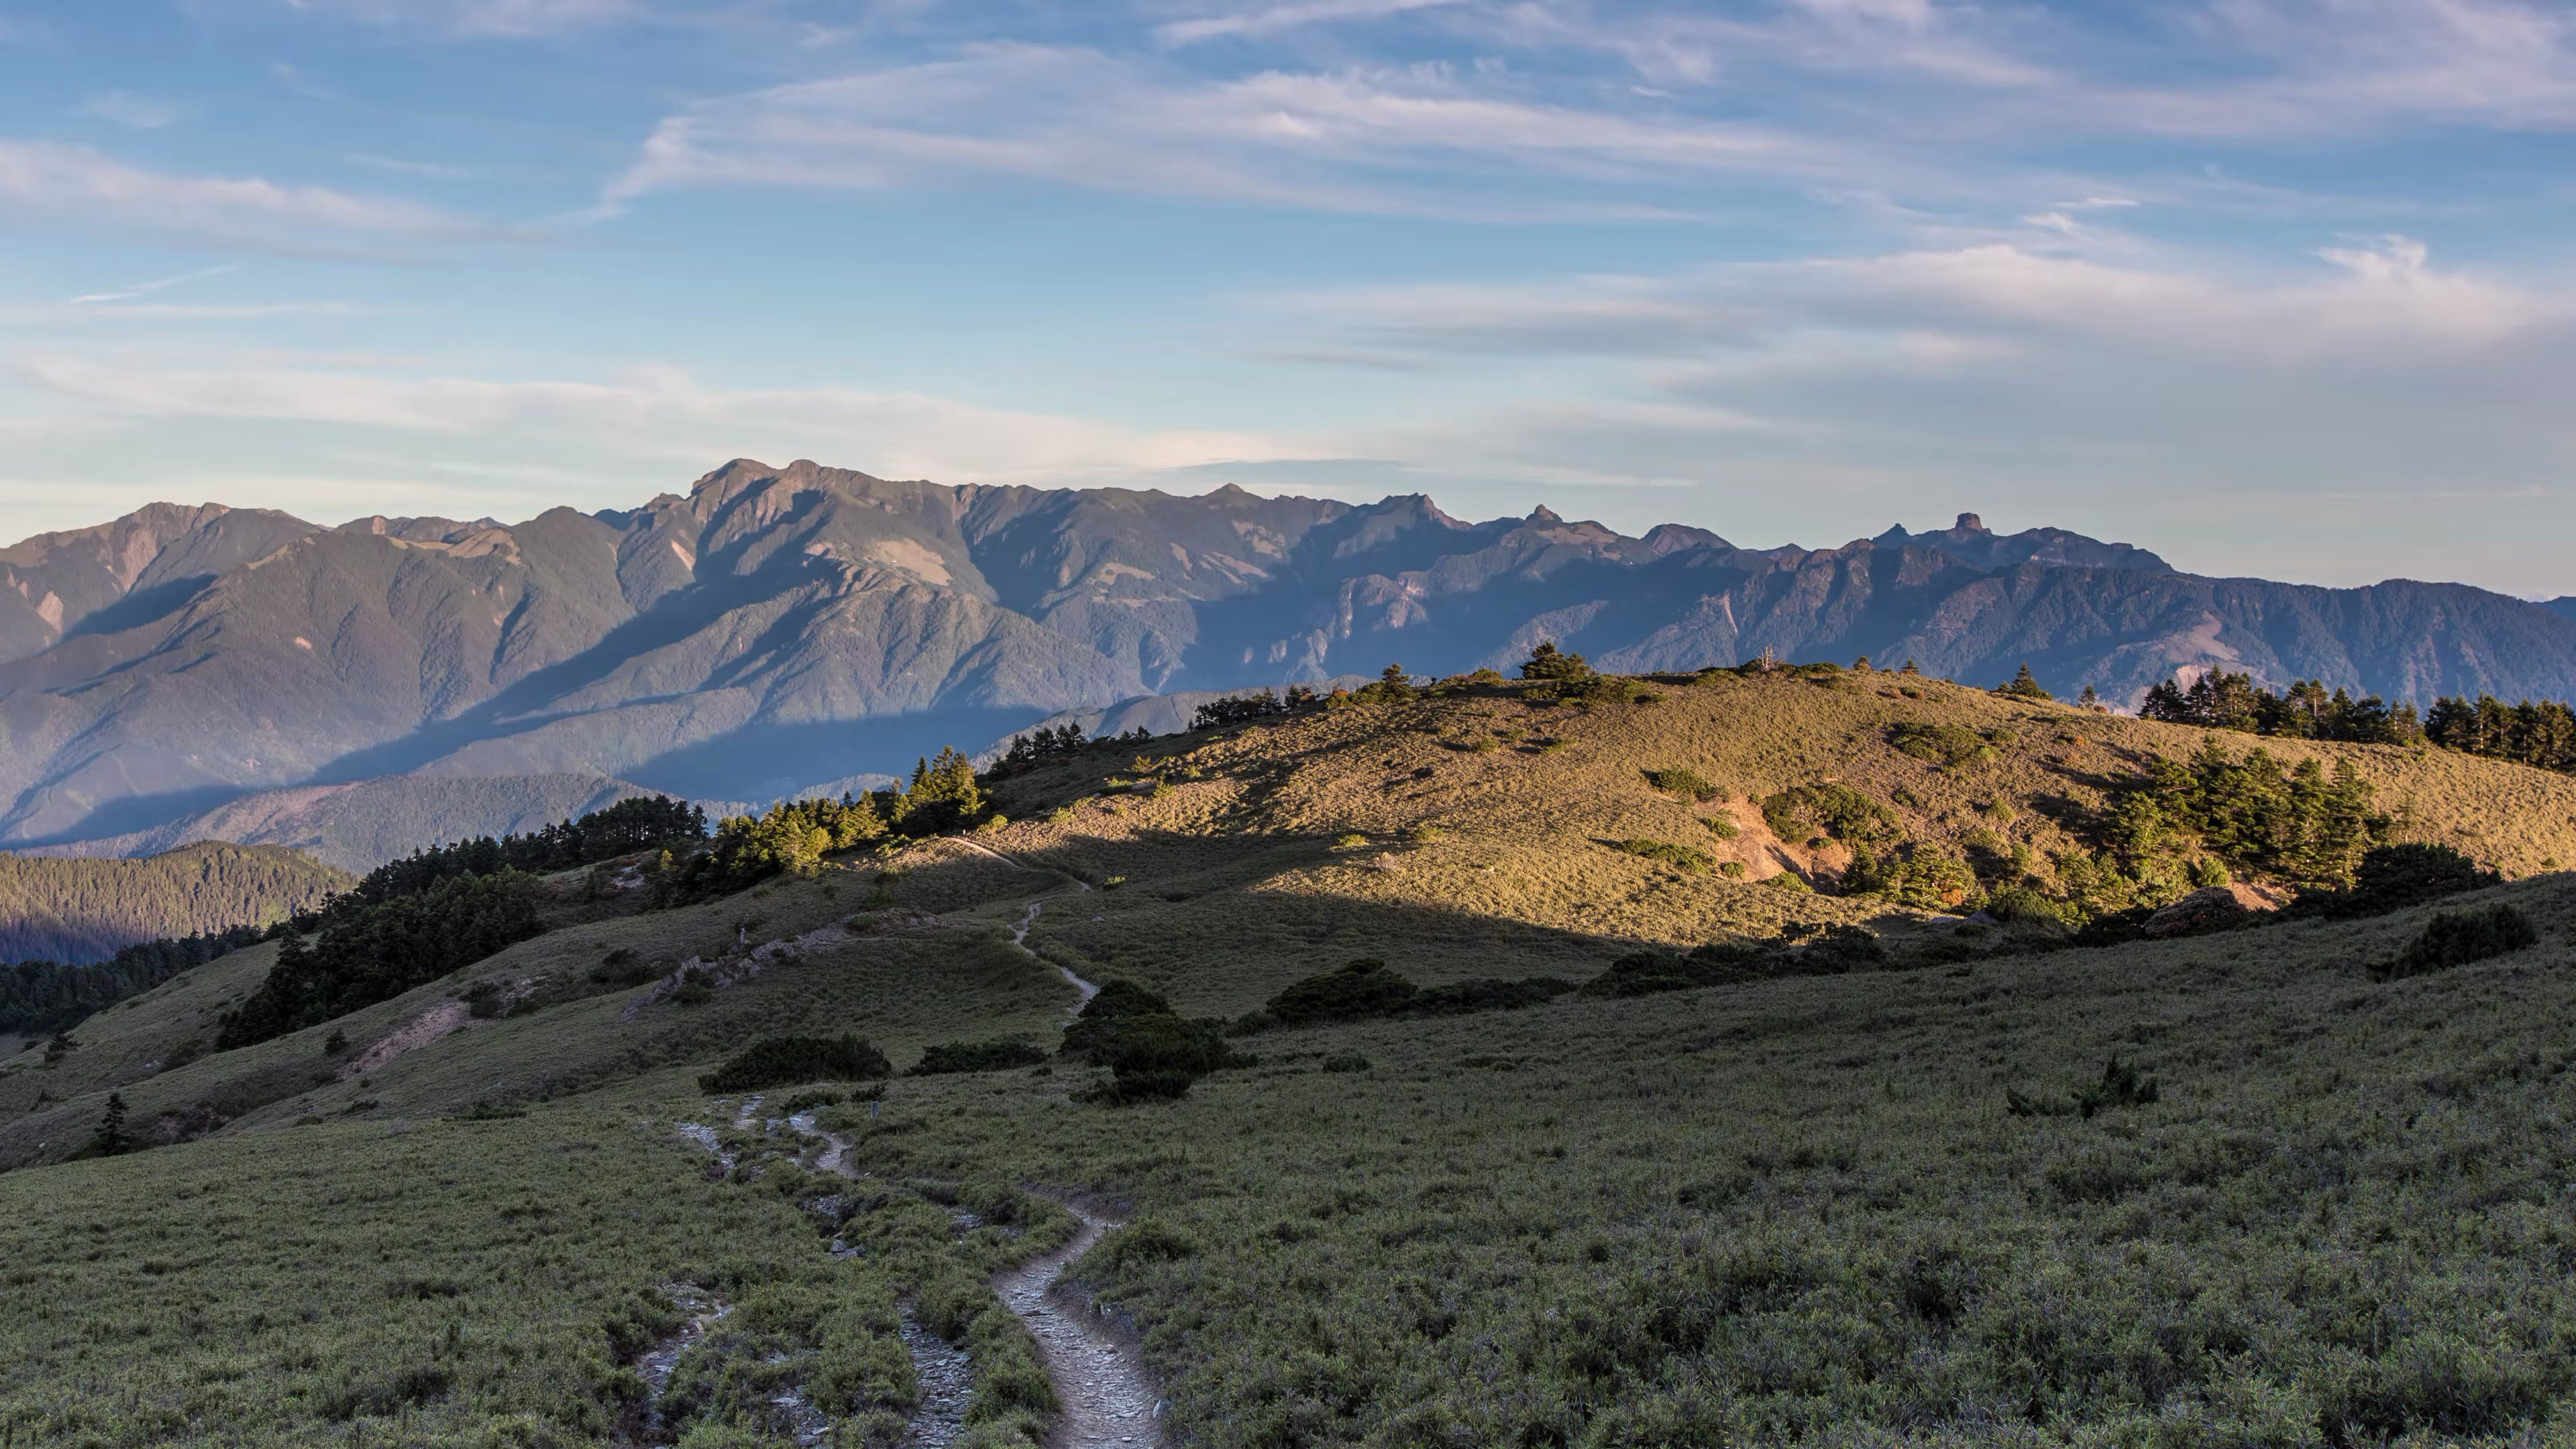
[
  {"left": 2137, "top": 672, "right": 2421, "bottom": 743},
  {"left": 215, "top": 871, "right": 545, "bottom": 1050},
  {"left": 653, "top": 747, "right": 995, "bottom": 904},
  {"left": 2138, "top": 670, "right": 2576, "bottom": 777},
  {"left": 2049, "top": 742, "right": 2384, "bottom": 920},
  {"left": 2422, "top": 694, "right": 2576, "bottom": 773},
  {"left": 349, "top": 796, "right": 706, "bottom": 904},
  {"left": 0, "top": 925, "right": 266, "bottom": 1036},
  {"left": 1190, "top": 686, "right": 1322, "bottom": 731}
]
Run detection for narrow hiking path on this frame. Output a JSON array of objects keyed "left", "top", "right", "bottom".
[
  {"left": 678, "top": 853, "right": 1162, "bottom": 1448},
  {"left": 785, "top": 1113, "right": 1166, "bottom": 1449},
  {"left": 947, "top": 839, "right": 1099, "bottom": 1012}
]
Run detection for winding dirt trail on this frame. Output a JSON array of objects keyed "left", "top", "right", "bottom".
[
  {"left": 787, "top": 1112, "right": 1165, "bottom": 1449},
  {"left": 991, "top": 1200, "right": 1164, "bottom": 1448},
  {"left": 674, "top": 853, "right": 1161, "bottom": 1448},
  {"left": 948, "top": 839, "right": 1099, "bottom": 1012}
]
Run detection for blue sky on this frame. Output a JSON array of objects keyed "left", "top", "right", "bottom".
[{"left": 3, "top": 0, "right": 2574, "bottom": 592}]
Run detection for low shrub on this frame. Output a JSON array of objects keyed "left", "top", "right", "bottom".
[
  {"left": 1844, "top": 843, "right": 1974, "bottom": 910},
  {"left": 698, "top": 1035, "right": 893, "bottom": 1093},
  {"left": 1888, "top": 722, "right": 1999, "bottom": 769},
  {"left": 2008, "top": 1056, "right": 2161, "bottom": 1119},
  {"left": 1265, "top": 958, "right": 1419, "bottom": 1026},
  {"left": 1645, "top": 769, "right": 1720, "bottom": 802},
  {"left": 1079, "top": 1015, "right": 1247, "bottom": 1104},
  {"left": 1762, "top": 784, "right": 1898, "bottom": 845},
  {"left": 1698, "top": 814, "right": 1739, "bottom": 840},
  {"left": 1607, "top": 839, "right": 1714, "bottom": 872},
  {"left": 1061, "top": 979, "right": 1174, "bottom": 1060},
  {"left": 2377, "top": 904, "right": 2538, "bottom": 979},
  {"left": 1320, "top": 1053, "right": 1372, "bottom": 1073},
  {"left": 1403, "top": 977, "right": 1579, "bottom": 1014},
  {"left": 910, "top": 1039, "right": 1049, "bottom": 1075},
  {"left": 1985, "top": 886, "right": 2082, "bottom": 932},
  {"left": 1578, "top": 928, "right": 1884, "bottom": 998}
]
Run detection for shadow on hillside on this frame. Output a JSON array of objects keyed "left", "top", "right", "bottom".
[{"left": 877, "top": 825, "right": 1935, "bottom": 1010}]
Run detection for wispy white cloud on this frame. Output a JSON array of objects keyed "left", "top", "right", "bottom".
[
  {"left": 608, "top": 44, "right": 1858, "bottom": 217},
  {"left": 1300, "top": 232, "right": 2557, "bottom": 364},
  {"left": 77, "top": 91, "right": 186, "bottom": 129},
  {"left": 15, "top": 353, "right": 1292, "bottom": 482},
  {"left": 272, "top": 0, "right": 650, "bottom": 38},
  {"left": 0, "top": 140, "right": 488, "bottom": 248},
  {"left": 68, "top": 265, "right": 242, "bottom": 305},
  {"left": 1154, "top": 0, "right": 1471, "bottom": 48},
  {"left": 343, "top": 152, "right": 476, "bottom": 178}
]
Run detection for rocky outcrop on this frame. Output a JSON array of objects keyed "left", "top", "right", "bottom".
[{"left": 2141, "top": 883, "right": 2288, "bottom": 939}]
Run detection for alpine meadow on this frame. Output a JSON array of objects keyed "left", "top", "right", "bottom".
[{"left": 17, "top": 1, "right": 2576, "bottom": 1444}]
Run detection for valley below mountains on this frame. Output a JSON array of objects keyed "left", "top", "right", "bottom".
[{"left": 7, "top": 457, "right": 2576, "bottom": 871}]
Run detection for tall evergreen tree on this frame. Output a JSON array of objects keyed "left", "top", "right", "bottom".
[{"left": 91, "top": 1093, "right": 131, "bottom": 1157}]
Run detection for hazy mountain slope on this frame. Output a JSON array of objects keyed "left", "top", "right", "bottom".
[
  {"left": 0, "top": 503, "right": 319, "bottom": 666},
  {"left": 17, "top": 772, "right": 664, "bottom": 873},
  {"left": 0, "top": 843, "right": 349, "bottom": 964},
  {"left": 8, "top": 459, "right": 2576, "bottom": 861}
]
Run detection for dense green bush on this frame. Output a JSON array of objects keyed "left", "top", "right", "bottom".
[
  {"left": 1644, "top": 768, "right": 1719, "bottom": 802},
  {"left": 2296, "top": 842, "right": 2500, "bottom": 918},
  {"left": 1843, "top": 843, "right": 1974, "bottom": 910},
  {"left": 1403, "top": 977, "right": 1579, "bottom": 1015},
  {"left": 1240, "top": 961, "right": 1580, "bottom": 1032},
  {"left": 1263, "top": 958, "right": 1419, "bottom": 1026},
  {"left": 2377, "top": 904, "right": 2539, "bottom": 979},
  {"left": 1059, "top": 979, "right": 1174, "bottom": 1061},
  {"left": 1081, "top": 1015, "right": 1246, "bottom": 1104},
  {"left": 697, "top": 1035, "right": 893, "bottom": 1093},
  {"left": 1579, "top": 927, "right": 1883, "bottom": 998},
  {"left": 1887, "top": 722, "right": 2000, "bottom": 769},
  {"left": 1607, "top": 839, "right": 1714, "bottom": 872},
  {"left": 910, "top": 1038, "right": 1049, "bottom": 1075},
  {"left": 1760, "top": 784, "right": 1898, "bottom": 845}
]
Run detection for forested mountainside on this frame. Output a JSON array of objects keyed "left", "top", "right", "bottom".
[
  {"left": 5, "top": 459, "right": 2575, "bottom": 865},
  {"left": 0, "top": 842, "right": 350, "bottom": 964}
]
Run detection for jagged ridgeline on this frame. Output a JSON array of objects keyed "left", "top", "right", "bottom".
[{"left": 0, "top": 842, "right": 350, "bottom": 965}]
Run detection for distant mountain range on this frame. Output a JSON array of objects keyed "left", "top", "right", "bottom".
[{"left": 5, "top": 458, "right": 2574, "bottom": 869}]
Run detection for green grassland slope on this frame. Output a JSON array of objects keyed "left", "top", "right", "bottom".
[{"left": 2, "top": 668, "right": 2573, "bottom": 1446}]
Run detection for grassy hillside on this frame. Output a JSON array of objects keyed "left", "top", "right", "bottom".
[
  {"left": 0, "top": 841, "right": 349, "bottom": 964},
  {"left": 2, "top": 667, "right": 2573, "bottom": 1446}
]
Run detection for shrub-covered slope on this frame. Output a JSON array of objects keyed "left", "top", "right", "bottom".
[{"left": 3, "top": 667, "right": 2574, "bottom": 1445}]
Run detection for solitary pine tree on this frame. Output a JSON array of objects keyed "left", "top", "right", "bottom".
[{"left": 91, "top": 1092, "right": 131, "bottom": 1157}]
